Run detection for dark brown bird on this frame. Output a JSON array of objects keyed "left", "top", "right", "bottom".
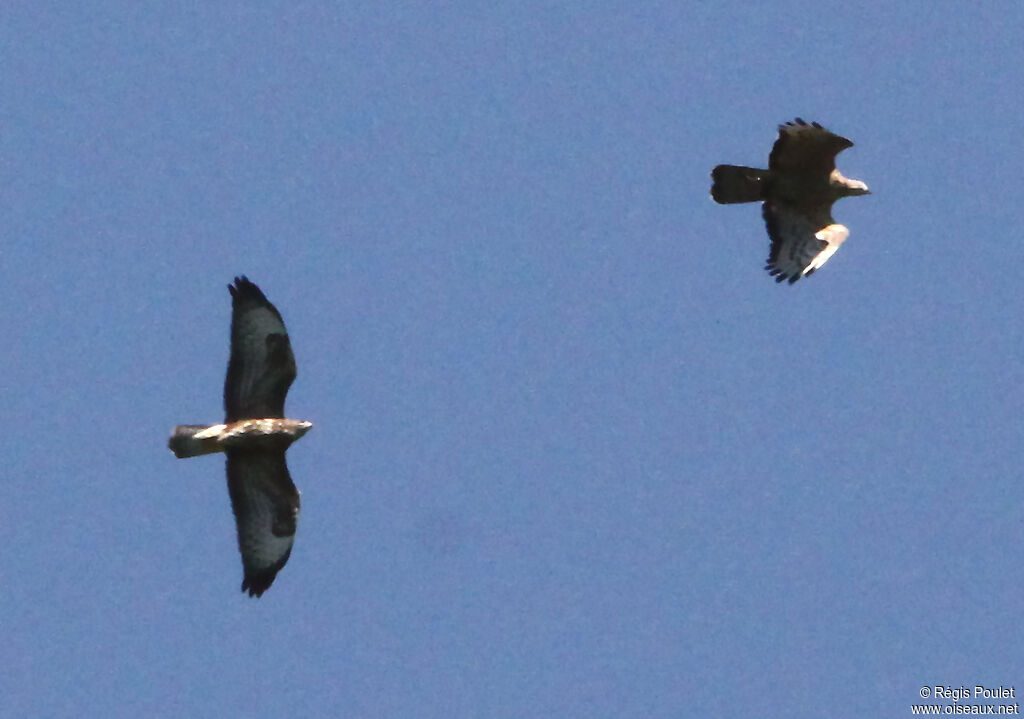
[
  {"left": 711, "top": 118, "right": 870, "bottom": 283},
  {"left": 169, "top": 277, "right": 312, "bottom": 597}
]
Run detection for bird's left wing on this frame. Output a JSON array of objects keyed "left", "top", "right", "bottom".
[
  {"left": 762, "top": 202, "right": 849, "bottom": 284},
  {"left": 768, "top": 118, "right": 853, "bottom": 175},
  {"left": 225, "top": 449, "right": 300, "bottom": 597},
  {"left": 224, "top": 277, "right": 296, "bottom": 422}
]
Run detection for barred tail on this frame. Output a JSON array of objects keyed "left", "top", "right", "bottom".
[
  {"left": 168, "top": 425, "right": 225, "bottom": 458},
  {"left": 710, "top": 165, "right": 770, "bottom": 204}
]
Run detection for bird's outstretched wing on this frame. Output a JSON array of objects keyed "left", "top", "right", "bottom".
[
  {"left": 225, "top": 449, "right": 300, "bottom": 597},
  {"left": 224, "top": 276, "right": 296, "bottom": 422},
  {"left": 762, "top": 202, "right": 849, "bottom": 284},
  {"left": 769, "top": 118, "right": 853, "bottom": 175}
]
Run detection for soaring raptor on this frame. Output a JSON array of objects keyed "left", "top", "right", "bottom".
[
  {"left": 711, "top": 118, "right": 870, "bottom": 283},
  {"left": 169, "top": 277, "right": 312, "bottom": 597}
]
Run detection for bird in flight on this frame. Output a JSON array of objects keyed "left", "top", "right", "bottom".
[
  {"left": 711, "top": 118, "right": 870, "bottom": 283},
  {"left": 169, "top": 277, "right": 312, "bottom": 597}
]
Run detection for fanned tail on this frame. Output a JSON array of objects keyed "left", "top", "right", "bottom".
[
  {"left": 710, "top": 165, "right": 771, "bottom": 204},
  {"left": 168, "top": 425, "right": 225, "bottom": 458}
]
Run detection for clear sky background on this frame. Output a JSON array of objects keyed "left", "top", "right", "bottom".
[{"left": 4, "top": 3, "right": 1023, "bottom": 717}]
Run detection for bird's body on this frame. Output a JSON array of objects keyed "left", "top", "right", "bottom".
[
  {"left": 169, "top": 277, "right": 311, "bottom": 597},
  {"left": 169, "top": 419, "right": 312, "bottom": 458},
  {"left": 711, "top": 119, "right": 870, "bottom": 283}
]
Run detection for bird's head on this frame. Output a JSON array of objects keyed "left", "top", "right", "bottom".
[
  {"left": 846, "top": 179, "right": 871, "bottom": 196},
  {"left": 830, "top": 170, "right": 871, "bottom": 197}
]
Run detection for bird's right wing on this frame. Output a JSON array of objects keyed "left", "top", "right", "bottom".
[
  {"left": 225, "top": 449, "right": 300, "bottom": 597},
  {"left": 762, "top": 202, "right": 849, "bottom": 284}
]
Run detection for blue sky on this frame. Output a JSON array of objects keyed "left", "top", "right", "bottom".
[{"left": 4, "top": 2, "right": 1024, "bottom": 717}]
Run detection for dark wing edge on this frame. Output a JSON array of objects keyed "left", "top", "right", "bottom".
[
  {"left": 768, "top": 118, "right": 853, "bottom": 175},
  {"left": 224, "top": 276, "right": 297, "bottom": 422},
  {"left": 762, "top": 202, "right": 844, "bottom": 284},
  {"left": 225, "top": 450, "right": 301, "bottom": 597}
]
